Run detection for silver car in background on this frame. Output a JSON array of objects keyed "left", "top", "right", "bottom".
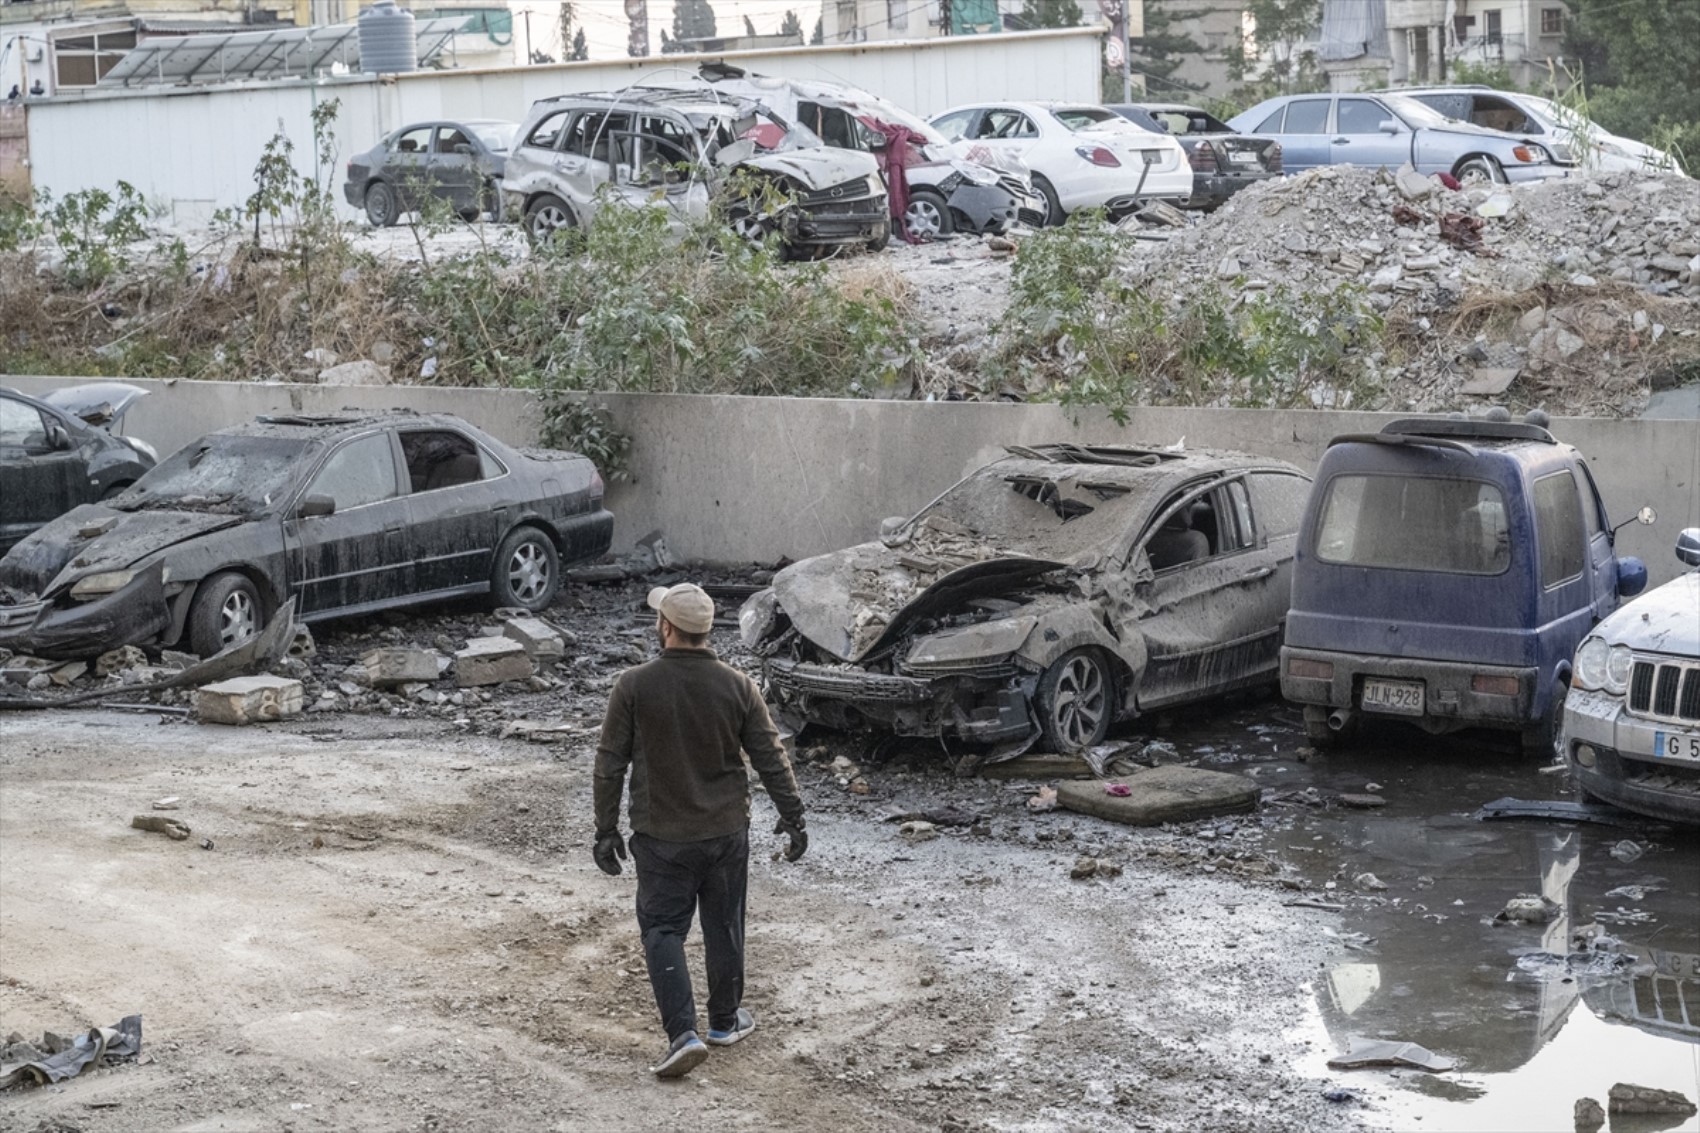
[{"left": 343, "top": 119, "right": 517, "bottom": 226}]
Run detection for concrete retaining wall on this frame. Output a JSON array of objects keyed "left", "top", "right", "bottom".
[{"left": 7, "top": 374, "right": 1698, "bottom": 586}]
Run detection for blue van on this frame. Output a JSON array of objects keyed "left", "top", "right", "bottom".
[{"left": 1281, "top": 416, "right": 1648, "bottom": 753}]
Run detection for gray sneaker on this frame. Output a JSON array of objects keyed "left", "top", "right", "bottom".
[
  {"left": 653, "top": 1031, "right": 708, "bottom": 1078},
  {"left": 706, "top": 1008, "right": 756, "bottom": 1047}
]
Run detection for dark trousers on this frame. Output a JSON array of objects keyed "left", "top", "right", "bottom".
[{"left": 630, "top": 828, "right": 749, "bottom": 1041}]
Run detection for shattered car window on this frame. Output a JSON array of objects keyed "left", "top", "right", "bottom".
[
  {"left": 401, "top": 430, "right": 484, "bottom": 493},
  {"left": 1315, "top": 474, "right": 1510, "bottom": 575},
  {"left": 116, "top": 435, "right": 308, "bottom": 513},
  {"left": 307, "top": 434, "right": 401, "bottom": 512},
  {"left": 0, "top": 397, "right": 49, "bottom": 449},
  {"left": 472, "top": 123, "right": 518, "bottom": 152},
  {"left": 907, "top": 462, "right": 1153, "bottom": 564}
]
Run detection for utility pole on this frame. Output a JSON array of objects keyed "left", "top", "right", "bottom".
[
  {"left": 1436, "top": 23, "right": 1446, "bottom": 81},
  {"left": 523, "top": 9, "right": 533, "bottom": 63},
  {"left": 939, "top": 0, "right": 953, "bottom": 36}
]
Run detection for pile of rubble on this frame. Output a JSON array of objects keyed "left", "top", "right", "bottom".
[{"left": 1122, "top": 165, "right": 1700, "bottom": 416}]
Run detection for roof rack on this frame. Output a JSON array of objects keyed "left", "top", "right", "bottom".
[
  {"left": 254, "top": 409, "right": 419, "bottom": 427},
  {"left": 1381, "top": 417, "right": 1555, "bottom": 443},
  {"left": 1006, "top": 443, "right": 1182, "bottom": 466}
]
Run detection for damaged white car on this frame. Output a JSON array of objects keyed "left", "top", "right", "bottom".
[
  {"left": 503, "top": 86, "right": 890, "bottom": 254},
  {"left": 740, "top": 444, "right": 1313, "bottom": 754}
]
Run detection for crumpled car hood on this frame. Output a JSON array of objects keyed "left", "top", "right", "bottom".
[
  {"left": 744, "top": 148, "right": 878, "bottom": 190},
  {"left": 773, "top": 537, "right": 1063, "bottom": 662},
  {"left": 40, "top": 381, "right": 148, "bottom": 427},
  {"left": 0, "top": 504, "right": 245, "bottom": 597},
  {"left": 1592, "top": 572, "right": 1700, "bottom": 656}
]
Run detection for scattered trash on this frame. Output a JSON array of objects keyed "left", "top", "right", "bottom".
[
  {"left": 499, "top": 719, "right": 581, "bottom": 743},
  {"left": 1495, "top": 895, "right": 1560, "bottom": 925},
  {"left": 1054, "top": 766, "right": 1258, "bottom": 827},
  {"left": 1321, "top": 1086, "right": 1360, "bottom": 1104},
  {"left": 130, "top": 815, "right": 190, "bottom": 840},
  {"left": 1337, "top": 793, "right": 1386, "bottom": 809},
  {"left": 1610, "top": 840, "right": 1646, "bottom": 863},
  {"left": 1103, "top": 783, "right": 1132, "bottom": 798},
  {"left": 1353, "top": 872, "right": 1388, "bottom": 892},
  {"left": 1603, "top": 885, "right": 1651, "bottom": 901},
  {"left": 1473, "top": 798, "right": 1644, "bottom": 827},
  {"left": 0, "top": 1015, "right": 141, "bottom": 1088},
  {"left": 199, "top": 838, "right": 215, "bottom": 851},
  {"left": 1027, "top": 786, "right": 1058, "bottom": 812},
  {"left": 1608, "top": 1083, "right": 1697, "bottom": 1117},
  {"left": 1322, "top": 927, "right": 1378, "bottom": 953},
  {"left": 1327, "top": 1038, "right": 1455, "bottom": 1073},
  {"left": 1594, "top": 907, "right": 1656, "bottom": 926},
  {"left": 1438, "top": 212, "right": 1496, "bottom": 257},
  {"left": 1069, "top": 856, "right": 1121, "bottom": 880},
  {"left": 899, "top": 820, "right": 938, "bottom": 843},
  {"left": 150, "top": 797, "right": 181, "bottom": 810}
]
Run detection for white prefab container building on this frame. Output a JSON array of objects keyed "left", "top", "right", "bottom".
[{"left": 14, "top": 26, "right": 1105, "bottom": 223}]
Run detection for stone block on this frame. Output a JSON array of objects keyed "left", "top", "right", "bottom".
[
  {"left": 318, "top": 359, "right": 390, "bottom": 386},
  {"left": 362, "top": 648, "right": 440, "bottom": 688},
  {"left": 502, "top": 617, "right": 565, "bottom": 659},
  {"left": 1054, "top": 765, "right": 1259, "bottom": 826},
  {"left": 95, "top": 645, "right": 147, "bottom": 677},
  {"left": 1, "top": 656, "right": 57, "bottom": 685},
  {"left": 455, "top": 637, "right": 534, "bottom": 687},
  {"left": 195, "top": 675, "right": 304, "bottom": 725}
]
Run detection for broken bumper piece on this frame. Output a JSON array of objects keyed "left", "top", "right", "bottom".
[
  {"left": 0, "top": 562, "right": 170, "bottom": 660},
  {"left": 766, "top": 657, "right": 1033, "bottom": 742},
  {"left": 790, "top": 198, "right": 889, "bottom": 245}
]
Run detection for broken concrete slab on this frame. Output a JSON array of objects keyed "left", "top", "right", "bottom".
[
  {"left": 455, "top": 637, "right": 533, "bottom": 687},
  {"left": 1327, "top": 1039, "right": 1455, "bottom": 1073},
  {"left": 1395, "top": 165, "right": 1436, "bottom": 201},
  {"left": 194, "top": 675, "right": 304, "bottom": 725},
  {"left": 317, "top": 359, "right": 389, "bottom": 386},
  {"left": 1, "top": 657, "right": 57, "bottom": 685},
  {"left": 1608, "top": 1083, "right": 1697, "bottom": 1116},
  {"left": 48, "top": 661, "right": 86, "bottom": 687},
  {"left": 361, "top": 648, "right": 440, "bottom": 688},
  {"left": 95, "top": 645, "right": 147, "bottom": 678},
  {"left": 1054, "top": 765, "right": 1259, "bottom": 826},
  {"left": 977, "top": 753, "right": 1095, "bottom": 780},
  {"left": 502, "top": 617, "right": 565, "bottom": 659},
  {"left": 1460, "top": 366, "right": 1521, "bottom": 396}
]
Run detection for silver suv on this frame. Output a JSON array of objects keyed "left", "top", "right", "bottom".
[{"left": 502, "top": 87, "right": 890, "bottom": 254}]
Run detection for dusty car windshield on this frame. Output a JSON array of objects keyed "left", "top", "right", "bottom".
[
  {"left": 909, "top": 463, "right": 1150, "bottom": 563},
  {"left": 702, "top": 107, "right": 822, "bottom": 153},
  {"left": 473, "top": 123, "right": 518, "bottom": 152},
  {"left": 1052, "top": 107, "right": 1141, "bottom": 134},
  {"left": 1383, "top": 94, "right": 1454, "bottom": 131},
  {"left": 116, "top": 435, "right": 310, "bottom": 514},
  {"left": 1315, "top": 474, "right": 1510, "bottom": 575}
]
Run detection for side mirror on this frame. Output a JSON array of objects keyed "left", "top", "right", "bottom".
[
  {"left": 1611, "top": 505, "right": 1658, "bottom": 536},
  {"left": 1378, "top": 119, "right": 1402, "bottom": 134},
  {"left": 868, "top": 131, "right": 889, "bottom": 151},
  {"left": 1616, "top": 556, "right": 1648, "bottom": 597},
  {"left": 46, "top": 422, "right": 72, "bottom": 450},
  {"left": 297, "top": 494, "right": 336, "bottom": 519},
  {"left": 1677, "top": 528, "right": 1700, "bottom": 568}
]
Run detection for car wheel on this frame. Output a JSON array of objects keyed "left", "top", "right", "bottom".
[
  {"left": 364, "top": 181, "right": 399, "bottom": 228},
  {"left": 1454, "top": 156, "right": 1506, "bottom": 186},
  {"left": 189, "top": 572, "right": 262, "bottom": 658},
  {"left": 1031, "top": 174, "right": 1064, "bottom": 227},
  {"left": 1036, "top": 649, "right": 1113, "bottom": 752},
  {"left": 865, "top": 219, "right": 891, "bottom": 253},
  {"left": 483, "top": 181, "right": 504, "bottom": 223},
  {"left": 902, "top": 189, "right": 953, "bottom": 241},
  {"left": 525, "top": 194, "right": 575, "bottom": 242},
  {"left": 1520, "top": 680, "right": 1567, "bottom": 758},
  {"left": 491, "top": 527, "right": 559, "bottom": 612}
]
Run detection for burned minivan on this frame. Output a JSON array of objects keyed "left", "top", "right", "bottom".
[{"left": 740, "top": 444, "right": 1312, "bottom": 754}]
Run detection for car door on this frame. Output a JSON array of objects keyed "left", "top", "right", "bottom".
[
  {"left": 1531, "top": 466, "right": 1596, "bottom": 679},
  {"left": 283, "top": 430, "right": 413, "bottom": 616},
  {"left": 1124, "top": 476, "right": 1288, "bottom": 710},
  {"left": 929, "top": 109, "right": 981, "bottom": 144},
  {"left": 386, "top": 125, "right": 436, "bottom": 212},
  {"left": 1329, "top": 97, "right": 1412, "bottom": 169},
  {"left": 1246, "top": 468, "right": 1314, "bottom": 647},
  {"left": 971, "top": 108, "right": 1042, "bottom": 167},
  {"left": 0, "top": 393, "right": 91, "bottom": 552},
  {"left": 562, "top": 111, "right": 635, "bottom": 212},
  {"left": 1575, "top": 460, "right": 1618, "bottom": 622},
  {"left": 398, "top": 427, "right": 510, "bottom": 596},
  {"left": 429, "top": 125, "right": 482, "bottom": 211},
  {"left": 1269, "top": 97, "right": 1334, "bottom": 171}
]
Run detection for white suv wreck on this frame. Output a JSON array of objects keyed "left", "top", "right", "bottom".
[
  {"left": 1565, "top": 527, "right": 1700, "bottom": 823},
  {"left": 502, "top": 86, "right": 890, "bottom": 255}
]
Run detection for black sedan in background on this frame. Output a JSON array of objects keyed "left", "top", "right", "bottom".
[
  {"left": 344, "top": 119, "right": 518, "bottom": 227},
  {"left": 1106, "top": 103, "right": 1281, "bottom": 210},
  {"left": 1, "top": 383, "right": 157, "bottom": 555},
  {"left": 0, "top": 411, "right": 612, "bottom": 659}
]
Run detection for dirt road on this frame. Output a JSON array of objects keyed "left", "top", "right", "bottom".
[{"left": 0, "top": 710, "right": 1361, "bottom": 1133}]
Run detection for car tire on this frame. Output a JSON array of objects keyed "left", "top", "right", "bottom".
[
  {"left": 189, "top": 572, "right": 263, "bottom": 658},
  {"left": 364, "top": 181, "right": 399, "bottom": 228},
  {"left": 491, "top": 526, "right": 559, "bottom": 612},
  {"left": 1454, "top": 156, "right": 1506, "bottom": 186},
  {"left": 1520, "top": 680, "right": 1567, "bottom": 759},
  {"left": 483, "top": 181, "right": 504, "bottom": 223},
  {"left": 902, "top": 189, "right": 953, "bottom": 241},
  {"left": 1035, "top": 648, "right": 1113, "bottom": 752},
  {"left": 525, "top": 194, "right": 575, "bottom": 242},
  {"left": 1031, "top": 174, "right": 1064, "bottom": 227},
  {"left": 865, "top": 219, "right": 891, "bottom": 253}
]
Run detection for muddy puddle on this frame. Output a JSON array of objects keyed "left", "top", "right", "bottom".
[{"left": 1150, "top": 697, "right": 1700, "bottom": 1131}]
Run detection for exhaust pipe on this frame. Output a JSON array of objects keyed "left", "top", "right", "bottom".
[{"left": 1327, "top": 709, "right": 1354, "bottom": 732}]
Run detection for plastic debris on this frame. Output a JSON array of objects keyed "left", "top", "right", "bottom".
[{"left": 1327, "top": 1039, "right": 1455, "bottom": 1073}]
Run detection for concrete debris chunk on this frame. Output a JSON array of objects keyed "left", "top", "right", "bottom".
[
  {"left": 1460, "top": 367, "right": 1521, "bottom": 396},
  {"left": 455, "top": 637, "right": 534, "bottom": 687},
  {"left": 1054, "top": 765, "right": 1258, "bottom": 826},
  {"left": 195, "top": 675, "right": 304, "bottom": 725},
  {"left": 898, "top": 820, "right": 938, "bottom": 843},
  {"left": 502, "top": 617, "right": 566, "bottom": 659},
  {"left": 1608, "top": 1083, "right": 1697, "bottom": 1116},
  {"left": 361, "top": 647, "right": 440, "bottom": 688},
  {"left": 1495, "top": 894, "right": 1560, "bottom": 924},
  {"left": 1395, "top": 164, "right": 1436, "bottom": 201},
  {"left": 1573, "top": 1097, "right": 1605, "bottom": 1133},
  {"left": 0, "top": 656, "right": 56, "bottom": 686},
  {"left": 131, "top": 814, "right": 191, "bottom": 839},
  {"left": 95, "top": 645, "right": 147, "bottom": 678},
  {"left": 317, "top": 359, "right": 389, "bottom": 386}
]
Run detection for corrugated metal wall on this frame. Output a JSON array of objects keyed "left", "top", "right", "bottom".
[{"left": 24, "top": 28, "right": 1103, "bottom": 224}]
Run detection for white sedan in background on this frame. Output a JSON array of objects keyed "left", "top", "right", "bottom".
[{"left": 928, "top": 101, "right": 1191, "bottom": 225}]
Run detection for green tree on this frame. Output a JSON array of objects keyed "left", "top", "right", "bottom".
[
  {"left": 1015, "top": 0, "right": 1082, "bottom": 30},
  {"left": 810, "top": 16, "right": 823, "bottom": 44},
  {"left": 571, "top": 26, "right": 589, "bottom": 60},
  {"left": 1227, "top": 0, "right": 1324, "bottom": 99},
  {"left": 743, "top": 13, "right": 757, "bottom": 35},
  {"left": 668, "top": 0, "right": 718, "bottom": 49},
  {"left": 1563, "top": 0, "right": 1699, "bottom": 168},
  {"left": 556, "top": 1, "right": 578, "bottom": 60},
  {"left": 1129, "top": 0, "right": 1205, "bottom": 97},
  {"left": 780, "top": 8, "right": 804, "bottom": 38}
]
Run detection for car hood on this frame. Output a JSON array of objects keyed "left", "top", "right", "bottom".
[
  {"left": 40, "top": 381, "right": 148, "bottom": 428},
  {"left": 1594, "top": 572, "right": 1700, "bottom": 657},
  {"left": 744, "top": 147, "right": 879, "bottom": 189},
  {"left": 773, "top": 537, "right": 1064, "bottom": 662},
  {"left": 0, "top": 504, "right": 247, "bottom": 598}
]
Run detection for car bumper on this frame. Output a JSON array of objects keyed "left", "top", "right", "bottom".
[
  {"left": 765, "top": 657, "right": 1033, "bottom": 742},
  {"left": 1187, "top": 170, "right": 1275, "bottom": 208},
  {"left": 1503, "top": 164, "right": 1570, "bottom": 184},
  {"left": 945, "top": 182, "right": 1020, "bottom": 234},
  {"left": 1054, "top": 165, "right": 1193, "bottom": 212},
  {"left": 1564, "top": 688, "right": 1700, "bottom": 821},
  {"left": 0, "top": 562, "right": 170, "bottom": 660},
  {"left": 342, "top": 183, "right": 363, "bottom": 207},
  {"left": 791, "top": 197, "right": 888, "bottom": 245},
  {"left": 1281, "top": 645, "right": 1538, "bottom": 730}
]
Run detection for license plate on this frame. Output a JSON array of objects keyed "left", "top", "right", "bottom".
[
  {"left": 1229, "top": 151, "right": 1259, "bottom": 164},
  {"left": 1654, "top": 729, "right": 1700, "bottom": 762},
  {"left": 1362, "top": 678, "right": 1424, "bottom": 715}
]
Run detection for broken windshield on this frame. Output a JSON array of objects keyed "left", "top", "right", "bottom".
[
  {"left": 906, "top": 461, "right": 1154, "bottom": 564},
  {"left": 114, "top": 434, "right": 311, "bottom": 514}
]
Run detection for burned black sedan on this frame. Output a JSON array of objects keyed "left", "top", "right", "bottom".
[
  {"left": 0, "top": 412, "right": 612, "bottom": 660},
  {"left": 741, "top": 444, "right": 1312, "bottom": 753}
]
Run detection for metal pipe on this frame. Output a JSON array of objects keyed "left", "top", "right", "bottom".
[{"left": 1328, "top": 708, "right": 1354, "bottom": 732}]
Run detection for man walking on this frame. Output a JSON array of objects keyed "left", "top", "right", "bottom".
[{"left": 594, "top": 582, "right": 808, "bottom": 1079}]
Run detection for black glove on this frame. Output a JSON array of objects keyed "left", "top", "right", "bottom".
[
  {"left": 593, "top": 830, "right": 627, "bottom": 876},
  {"left": 774, "top": 816, "right": 807, "bottom": 862}
]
